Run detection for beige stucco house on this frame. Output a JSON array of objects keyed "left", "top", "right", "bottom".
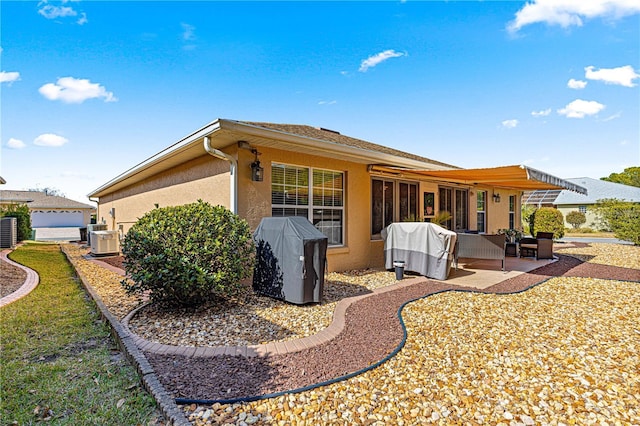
[
  {"left": 0, "top": 190, "right": 95, "bottom": 228},
  {"left": 523, "top": 177, "right": 640, "bottom": 230},
  {"left": 88, "top": 119, "right": 585, "bottom": 272}
]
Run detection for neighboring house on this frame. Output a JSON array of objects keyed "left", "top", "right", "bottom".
[
  {"left": 0, "top": 190, "right": 96, "bottom": 228},
  {"left": 523, "top": 177, "right": 640, "bottom": 229},
  {"left": 88, "top": 118, "right": 584, "bottom": 272}
]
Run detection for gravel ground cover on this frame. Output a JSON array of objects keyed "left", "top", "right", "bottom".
[
  {"left": 62, "top": 245, "right": 146, "bottom": 319},
  {"left": 61, "top": 243, "right": 640, "bottom": 425}
]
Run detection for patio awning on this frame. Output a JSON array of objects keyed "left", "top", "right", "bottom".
[{"left": 374, "top": 165, "right": 587, "bottom": 194}]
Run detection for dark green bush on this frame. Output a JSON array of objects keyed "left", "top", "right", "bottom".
[
  {"left": 566, "top": 211, "right": 586, "bottom": 229},
  {"left": 0, "top": 203, "right": 32, "bottom": 241},
  {"left": 530, "top": 207, "right": 565, "bottom": 239},
  {"left": 590, "top": 199, "right": 640, "bottom": 245},
  {"left": 121, "top": 201, "right": 255, "bottom": 308}
]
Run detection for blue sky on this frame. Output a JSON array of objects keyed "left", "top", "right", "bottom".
[{"left": 1, "top": 0, "right": 639, "bottom": 203}]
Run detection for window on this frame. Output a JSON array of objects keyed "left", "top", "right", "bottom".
[
  {"left": 509, "top": 195, "right": 516, "bottom": 229},
  {"left": 371, "top": 179, "right": 418, "bottom": 236},
  {"left": 579, "top": 205, "right": 587, "bottom": 214},
  {"left": 272, "top": 163, "right": 344, "bottom": 245},
  {"left": 477, "top": 191, "right": 486, "bottom": 233}
]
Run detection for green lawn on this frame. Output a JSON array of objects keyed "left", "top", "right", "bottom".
[{"left": 0, "top": 243, "right": 161, "bottom": 425}]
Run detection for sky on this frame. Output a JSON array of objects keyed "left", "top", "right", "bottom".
[{"left": 1, "top": 0, "right": 639, "bottom": 204}]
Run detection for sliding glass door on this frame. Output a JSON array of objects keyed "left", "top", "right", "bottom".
[{"left": 439, "top": 187, "right": 468, "bottom": 231}]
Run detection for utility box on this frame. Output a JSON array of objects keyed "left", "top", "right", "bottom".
[
  {"left": 253, "top": 217, "right": 328, "bottom": 305},
  {"left": 0, "top": 217, "right": 18, "bottom": 249},
  {"left": 90, "top": 230, "right": 119, "bottom": 256}
]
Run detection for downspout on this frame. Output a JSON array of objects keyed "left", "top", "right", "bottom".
[{"left": 204, "top": 136, "right": 238, "bottom": 214}]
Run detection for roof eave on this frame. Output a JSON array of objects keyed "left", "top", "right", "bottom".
[{"left": 88, "top": 119, "right": 457, "bottom": 198}]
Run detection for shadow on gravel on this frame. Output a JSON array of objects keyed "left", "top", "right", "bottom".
[{"left": 146, "top": 352, "right": 287, "bottom": 401}]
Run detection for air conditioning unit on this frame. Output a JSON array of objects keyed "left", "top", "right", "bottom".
[
  {"left": 86, "top": 224, "right": 107, "bottom": 246},
  {"left": 90, "top": 230, "right": 119, "bottom": 256},
  {"left": 0, "top": 217, "right": 17, "bottom": 249}
]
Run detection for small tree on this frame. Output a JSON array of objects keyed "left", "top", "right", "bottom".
[
  {"left": 121, "top": 201, "right": 255, "bottom": 308},
  {"left": 566, "top": 211, "right": 586, "bottom": 229},
  {"left": 0, "top": 203, "right": 32, "bottom": 241},
  {"left": 521, "top": 204, "right": 536, "bottom": 236},
  {"left": 590, "top": 199, "right": 640, "bottom": 245},
  {"left": 530, "top": 207, "right": 565, "bottom": 239}
]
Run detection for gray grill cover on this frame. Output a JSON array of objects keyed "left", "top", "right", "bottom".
[
  {"left": 253, "top": 217, "right": 328, "bottom": 304},
  {"left": 382, "top": 222, "right": 457, "bottom": 280}
]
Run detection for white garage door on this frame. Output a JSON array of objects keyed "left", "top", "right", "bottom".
[{"left": 31, "top": 210, "right": 85, "bottom": 227}]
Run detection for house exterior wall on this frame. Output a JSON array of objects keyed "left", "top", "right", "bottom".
[
  {"left": 95, "top": 143, "right": 523, "bottom": 272},
  {"left": 556, "top": 204, "right": 602, "bottom": 230},
  {"left": 96, "top": 152, "right": 232, "bottom": 234}
]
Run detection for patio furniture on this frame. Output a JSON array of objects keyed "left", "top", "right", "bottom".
[
  {"left": 454, "top": 233, "right": 506, "bottom": 271},
  {"left": 381, "top": 222, "right": 457, "bottom": 280},
  {"left": 519, "top": 232, "right": 554, "bottom": 260}
]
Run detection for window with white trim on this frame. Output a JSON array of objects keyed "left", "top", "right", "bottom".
[
  {"left": 579, "top": 205, "right": 587, "bottom": 214},
  {"left": 271, "top": 163, "right": 344, "bottom": 245}
]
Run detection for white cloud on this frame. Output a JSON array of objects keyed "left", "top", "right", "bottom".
[
  {"left": 567, "top": 78, "right": 587, "bottom": 89},
  {"left": 38, "top": 1, "right": 88, "bottom": 25},
  {"left": 34, "top": 133, "right": 69, "bottom": 147},
  {"left": 557, "top": 99, "right": 605, "bottom": 118},
  {"left": 359, "top": 50, "right": 406, "bottom": 72},
  {"left": 318, "top": 100, "right": 337, "bottom": 105},
  {"left": 77, "top": 12, "right": 88, "bottom": 25},
  {"left": 181, "top": 23, "right": 196, "bottom": 41},
  {"left": 508, "top": 0, "right": 640, "bottom": 33},
  {"left": 7, "top": 138, "right": 26, "bottom": 149},
  {"left": 38, "top": 3, "right": 77, "bottom": 19},
  {"left": 531, "top": 108, "right": 551, "bottom": 117},
  {"left": 602, "top": 111, "right": 622, "bottom": 122},
  {"left": 0, "top": 71, "right": 20, "bottom": 84},
  {"left": 39, "top": 77, "right": 117, "bottom": 103},
  {"left": 501, "top": 119, "right": 519, "bottom": 129},
  {"left": 585, "top": 65, "right": 640, "bottom": 87}
]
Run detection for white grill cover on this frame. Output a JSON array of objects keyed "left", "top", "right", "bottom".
[{"left": 382, "top": 222, "right": 457, "bottom": 280}]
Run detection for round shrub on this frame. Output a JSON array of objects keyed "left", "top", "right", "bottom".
[
  {"left": 530, "top": 207, "right": 565, "bottom": 239},
  {"left": 566, "top": 211, "right": 586, "bottom": 229},
  {"left": 121, "top": 201, "right": 255, "bottom": 308}
]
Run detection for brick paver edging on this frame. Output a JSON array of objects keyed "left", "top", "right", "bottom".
[
  {"left": 60, "top": 246, "right": 191, "bottom": 426},
  {"left": 121, "top": 276, "right": 429, "bottom": 358},
  {"left": 0, "top": 249, "right": 40, "bottom": 308}
]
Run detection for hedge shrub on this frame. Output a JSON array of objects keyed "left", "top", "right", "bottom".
[
  {"left": 121, "top": 201, "right": 255, "bottom": 308},
  {"left": 530, "top": 207, "right": 565, "bottom": 239},
  {"left": 0, "top": 203, "right": 32, "bottom": 241},
  {"left": 590, "top": 199, "right": 640, "bottom": 245}
]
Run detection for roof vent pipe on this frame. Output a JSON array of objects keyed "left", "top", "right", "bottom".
[{"left": 204, "top": 136, "right": 237, "bottom": 214}]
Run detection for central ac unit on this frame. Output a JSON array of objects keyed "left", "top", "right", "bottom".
[{"left": 90, "top": 230, "right": 119, "bottom": 256}]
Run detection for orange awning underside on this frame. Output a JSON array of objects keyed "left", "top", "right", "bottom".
[{"left": 372, "top": 165, "right": 587, "bottom": 194}]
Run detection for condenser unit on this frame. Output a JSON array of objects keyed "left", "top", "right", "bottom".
[
  {"left": 0, "top": 217, "right": 17, "bottom": 249},
  {"left": 90, "top": 230, "right": 119, "bottom": 256}
]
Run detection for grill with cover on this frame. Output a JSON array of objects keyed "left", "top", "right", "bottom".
[{"left": 253, "top": 217, "right": 328, "bottom": 304}]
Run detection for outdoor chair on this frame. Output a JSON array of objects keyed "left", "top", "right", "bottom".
[{"left": 519, "top": 232, "right": 554, "bottom": 260}]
